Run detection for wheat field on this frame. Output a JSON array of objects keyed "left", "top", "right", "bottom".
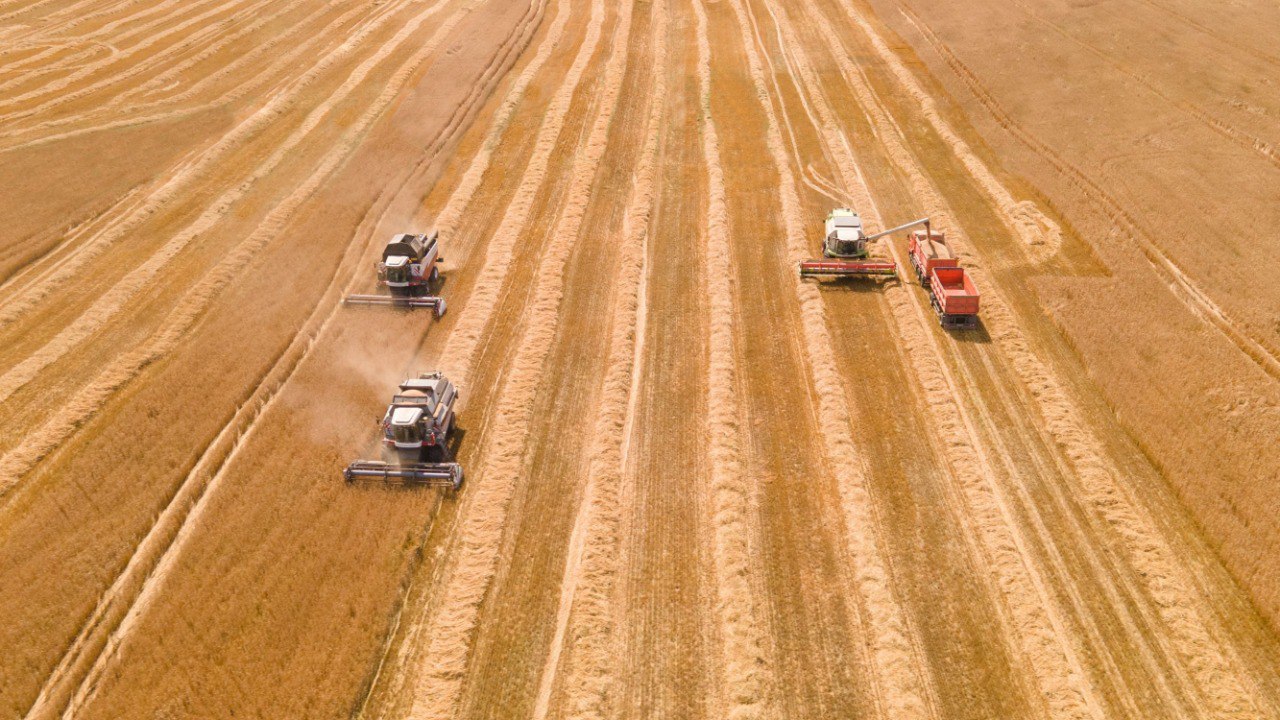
[{"left": 1, "top": 0, "right": 1279, "bottom": 717}]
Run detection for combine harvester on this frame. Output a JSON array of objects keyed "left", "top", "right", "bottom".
[
  {"left": 344, "top": 231, "right": 447, "bottom": 317},
  {"left": 344, "top": 372, "right": 463, "bottom": 490},
  {"left": 908, "top": 228, "right": 980, "bottom": 328},
  {"left": 799, "top": 208, "right": 926, "bottom": 279}
]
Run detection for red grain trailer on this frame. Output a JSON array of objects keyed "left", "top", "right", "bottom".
[
  {"left": 928, "top": 266, "right": 980, "bottom": 328},
  {"left": 907, "top": 230, "right": 959, "bottom": 288}
]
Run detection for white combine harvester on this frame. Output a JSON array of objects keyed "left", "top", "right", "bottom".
[
  {"left": 344, "top": 231, "right": 447, "bottom": 316},
  {"left": 799, "top": 208, "right": 931, "bottom": 278},
  {"left": 344, "top": 372, "right": 463, "bottom": 490}
]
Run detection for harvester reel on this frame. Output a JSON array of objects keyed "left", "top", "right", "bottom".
[
  {"left": 343, "top": 294, "right": 446, "bottom": 317},
  {"left": 343, "top": 460, "right": 463, "bottom": 490}
]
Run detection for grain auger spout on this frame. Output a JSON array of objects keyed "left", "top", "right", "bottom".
[
  {"left": 343, "top": 372, "right": 464, "bottom": 491},
  {"left": 799, "top": 209, "right": 931, "bottom": 278},
  {"left": 344, "top": 231, "right": 448, "bottom": 317}
]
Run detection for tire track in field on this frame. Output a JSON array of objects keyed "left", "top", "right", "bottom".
[
  {"left": 912, "top": 122, "right": 1269, "bottom": 716},
  {"left": 53, "top": 0, "right": 183, "bottom": 41},
  {"left": 529, "top": 1, "right": 666, "bottom": 715},
  {"left": 0, "top": 0, "right": 436, "bottom": 406},
  {"left": 821, "top": 1, "right": 1276, "bottom": 714},
  {"left": 350, "top": 0, "right": 578, "bottom": 710},
  {"left": 0, "top": 0, "right": 265, "bottom": 124},
  {"left": 0, "top": 12, "right": 132, "bottom": 84},
  {"left": 0, "top": 8, "right": 354, "bottom": 299},
  {"left": 0, "top": 1, "right": 180, "bottom": 83},
  {"left": 123, "top": 0, "right": 341, "bottom": 108},
  {"left": 102, "top": 0, "right": 305, "bottom": 105},
  {"left": 963, "top": 326, "right": 1278, "bottom": 718},
  {"left": 927, "top": 176, "right": 1279, "bottom": 716},
  {"left": 0, "top": 0, "right": 454, "bottom": 489},
  {"left": 1127, "top": 0, "right": 1280, "bottom": 69},
  {"left": 432, "top": 0, "right": 604, "bottom": 395},
  {"left": 0, "top": 176, "right": 151, "bottom": 292},
  {"left": 692, "top": 1, "right": 774, "bottom": 715},
  {"left": 0, "top": 0, "right": 409, "bottom": 329},
  {"left": 0, "top": 0, "right": 404, "bottom": 316},
  {"left": 0, "top": 0, "right": 142, "bottom": 41},
  {"left": 0, "top": 43, "right": 70, "bottom": 79},
  {"left": 949, "top": 340, "right": 1197, "bottom": 716},
  {"left": 733, "top": 0, "right": 854, "bottom": 213},
  {"left": 1004, "top": 0, "right": 1280, "bottom": 171},
  {"left": 0, "top": 0, "right": 282, "bottom": 138},
  {"left": 895, "top": 3, "right": 1280, "bottom": 381},
  {"left": 0, "top": 40, "right": 86, "bottom": 79},
  {"left": 3, "top": 0, "right": 237, "bottom": 75},
  {"left": 18, "top": 1, "right": 534, "bottom": 715},
  {"left": 729, "top": 0, "right": 942, "bottom": 716},
  {"left": 0, "top": 0, "right": 222, "bottom": 101},
  {"left": 0, "top": 0, "right": 85, "bottom": 29},
  {"left": 821, "top": 0, "right": 1063, "bottom": 261},
  {"left": 13, "top": 0, "right": 282, "bottom": 122},
  {"left": 795, "top": 3, "right": 1108, "bottom": 717},
  {"left": 0, "top": 0, "right": 141, "bottom": 44},
  {"left": 401, "top": 0, "right": 624, "bottom": 716},
  {"left": 427, "top": 0, "right": 571, "bottom": 242},
  {"left": 850, "top": 167, "right": 1105, "bottom": 720},
  {"left": 0, "top": 0, "right": 244, "bottom": 103},
  {"left": 0, "top": 2, "right": 367, "bottom": 156}
]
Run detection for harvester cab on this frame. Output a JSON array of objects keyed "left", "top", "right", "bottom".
[
  {"left": 343, "top": 372, "right": 463, "bottom": 490},
  {"left": 378, "top": 232, "right": 439, "bottom": 289},
  {"left": 344, "top": 231, "right": 447, "bottom": 316},
  {"left": 799, "top": 209, "right": 923, "bottom": 278},
  {"left": 381, "top": 254, "right": 415, "bottom": 287},
  {"left": 823, "top": 208, "right": 869, "bottom": 258},
  {"left": 383, "top": 374, "right": 455, "bottom": 450}
]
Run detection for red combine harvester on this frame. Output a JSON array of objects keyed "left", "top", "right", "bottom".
[
  {"left": 344, "top": 231, "right": 447, "bottom": 317},
  {"left": 908, "top": 229, "right": 980, "bottom": 328},
  {"left": 343, "top": 372, "right": 463, "bottom": 490},
  {"left": 799, "top": 208, "right": 923, "bottom": 279}
]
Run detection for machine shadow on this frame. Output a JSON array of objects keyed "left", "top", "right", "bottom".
[
  {"left": 813, "top": 276, "right": 901, "bottom": 294},
  {"left": 950, "top": 322, "right": 992, "bottom": 344},
  {"left": 443, "top": 426, "right": 467, "bottom": 462}
]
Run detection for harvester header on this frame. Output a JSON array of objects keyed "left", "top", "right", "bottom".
[{"left": 343, "top": 460, "right": 462, "bottom": 487}]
